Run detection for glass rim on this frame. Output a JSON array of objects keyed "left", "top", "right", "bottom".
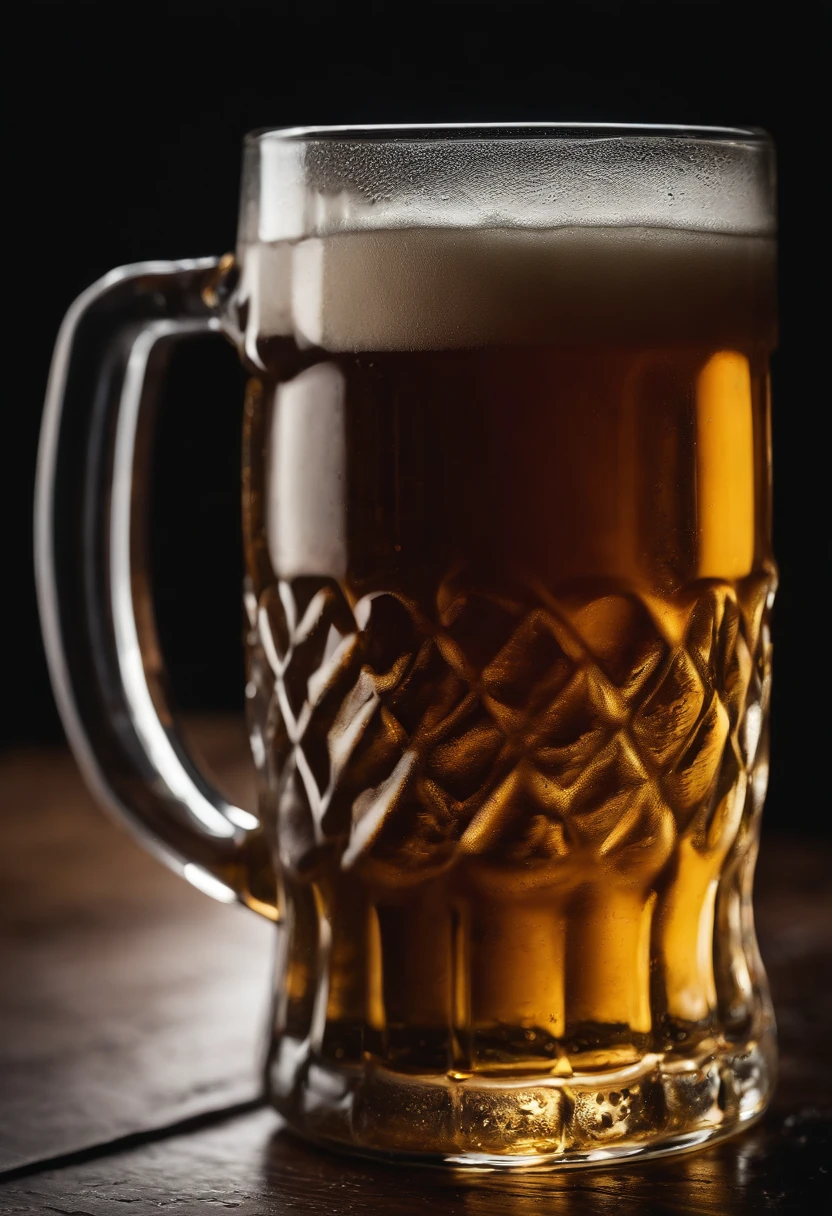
[{"left": 245, "top": 121, "right": 770, "bottom": 145}]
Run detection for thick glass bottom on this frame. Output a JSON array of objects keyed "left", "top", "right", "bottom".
[{"left": 268, "top": 1026, "right": 775, "bottom": 1168}]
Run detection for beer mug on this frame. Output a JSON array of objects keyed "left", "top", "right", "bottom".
[{"left": 36, "top": 124, "right": 777, "bottom": 1167}]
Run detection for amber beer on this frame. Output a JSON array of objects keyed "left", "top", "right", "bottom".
[{"left": 241, "top": 222, "right": 776, "bottom": 1153}]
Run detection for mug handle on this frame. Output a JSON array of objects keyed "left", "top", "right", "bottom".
[{"left": 35, "top": 258, "right": 275, "bottom": 919}]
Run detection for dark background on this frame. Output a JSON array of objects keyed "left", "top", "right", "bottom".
[{"left": 7, "top": 0, "right": 825, "bottom": 833}]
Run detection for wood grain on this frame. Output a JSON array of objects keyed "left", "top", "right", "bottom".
[{"left": 0, "top": 716, "right": 271, "bottom": 1171}]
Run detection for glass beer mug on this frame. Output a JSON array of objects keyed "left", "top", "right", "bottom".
[{"left": 36, "top": 124, "right": 777, "bottom": 1167}]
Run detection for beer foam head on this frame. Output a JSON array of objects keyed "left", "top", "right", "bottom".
[
  {"left": 238, "top": 226, "right": 776, "bottom": 351},
  {"left": 235, "top": 129, "right": 775, "bottom": 352}
]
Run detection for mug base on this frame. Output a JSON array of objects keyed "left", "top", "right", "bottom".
[{"left": 267, "top": 1025, "right": 775, "bottom": 1169}]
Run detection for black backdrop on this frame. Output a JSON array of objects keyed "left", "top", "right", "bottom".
[{"left": 7, "top": 0, "right": 826, "bottom": 834}]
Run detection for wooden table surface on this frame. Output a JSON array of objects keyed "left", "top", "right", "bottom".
[{"left": 1, "top": 717, "right": 829, "bottom": 1214}]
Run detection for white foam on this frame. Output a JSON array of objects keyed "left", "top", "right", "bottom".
[{"left": 237, "top": 226, "right": 775, "bottom": 352}]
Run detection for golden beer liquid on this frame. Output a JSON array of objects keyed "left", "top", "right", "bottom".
[{"left": 240, "top": 226, "right": 776, "bottom": 1155}]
